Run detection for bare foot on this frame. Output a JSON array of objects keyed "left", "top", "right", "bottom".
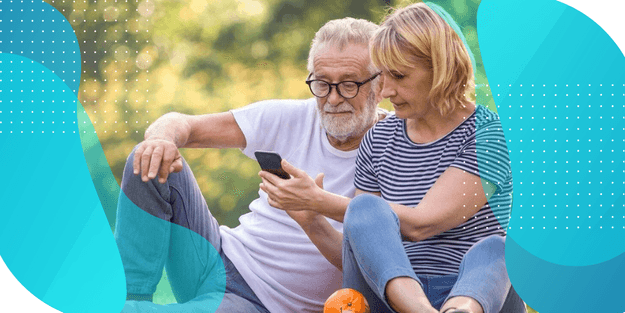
[
  {"left": 440, "top": 296, "right": 484, "bottom": 313},
  {"left": 385, "top": 277, "right": 438, "bottom": 313}
]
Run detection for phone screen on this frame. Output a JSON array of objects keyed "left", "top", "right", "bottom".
[{"left": 254, "top": 151, "right": 290, "bottom": 179}]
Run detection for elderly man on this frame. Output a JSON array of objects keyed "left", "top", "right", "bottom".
[{"left": 116, "top": 17, "right": 382, "bottom": 313}]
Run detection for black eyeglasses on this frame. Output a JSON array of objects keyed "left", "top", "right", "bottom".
[{"left": 305, "top": 72, "right": 381, "bottom": 99}]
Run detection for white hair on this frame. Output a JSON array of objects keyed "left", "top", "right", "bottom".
[{"left": 307, "top": 17, "right": 380, "bottom": 76}]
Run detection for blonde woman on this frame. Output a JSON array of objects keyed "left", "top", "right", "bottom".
[{"left": 341, "top": 3, "right": 523, "bottom": 313}]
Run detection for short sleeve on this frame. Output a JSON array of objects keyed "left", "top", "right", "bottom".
[
  {"left": 452, "top": 114, "right": 511, "bottom": 192},
  {"left": 354, "top": 128, "right": 380, "bottom": 192},
  {"left": 230, "top": 99, "right": 314, "bottom": 160}
]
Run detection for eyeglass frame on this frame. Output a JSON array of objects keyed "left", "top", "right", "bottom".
[{"left": 305, "top": 72, "right": 381, "bottom": 99}]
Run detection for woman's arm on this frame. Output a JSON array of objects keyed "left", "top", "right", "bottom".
[
  {"left": 356, "top": 167, "right": 497, "bottom": 242},
  {"left": 263, "top": 173, "right": 344, "bottom": 270},
  {"left": 259, "top": 160, "right": 352, "bottom": 222},
  {"left": 288, "top": 210, "right": 344, "bottom": 270}
]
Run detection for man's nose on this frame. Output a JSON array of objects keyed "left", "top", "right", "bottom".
[{"left": 326, "top": 85, "right": 343, "bottom": 105}]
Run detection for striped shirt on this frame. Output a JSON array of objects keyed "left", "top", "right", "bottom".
[{"left": 354, "top": 105, "right": 512, "bottom": 276}]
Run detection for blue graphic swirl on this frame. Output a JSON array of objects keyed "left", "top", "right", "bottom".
[{"left": 479, "top": 0, "right": 625, "bottom": 311}]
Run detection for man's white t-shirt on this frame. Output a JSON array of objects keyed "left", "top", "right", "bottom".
[{"left": 220, "top": 98, "right": 358, "bottom": 313}]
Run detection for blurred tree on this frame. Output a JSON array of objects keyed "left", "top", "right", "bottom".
[
  {"left": 45, "top": 0, "right": 490, "bottom": 229},
  {"left": 43, "top": 0, "right": 518, "bottom": 306}
]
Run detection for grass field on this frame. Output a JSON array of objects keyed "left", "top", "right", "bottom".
[{"left": 152, "top": 270, "right": 539, "bottom": 312}]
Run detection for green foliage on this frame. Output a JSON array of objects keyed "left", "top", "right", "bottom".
[
  {"left": 45, "top": 0, "right": 491, "bottom": 228},
  {"left": 46, "top": 0, "right": 516, "bottom": 304},
  {"left": 44, "top": 0, "right": 517, "bottom": 305}
]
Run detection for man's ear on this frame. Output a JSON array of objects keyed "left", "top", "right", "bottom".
[{"left": 374, "top": 75, "right": 384, "bottom": 104}]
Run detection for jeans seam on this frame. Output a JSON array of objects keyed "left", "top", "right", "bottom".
[
  {"left": 169, "top": 184, "right": 211, "bottom": 291},
  {"left": 123, "top": 188, "right": 172, "bottom": 296}
]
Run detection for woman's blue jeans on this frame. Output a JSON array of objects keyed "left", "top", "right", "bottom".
[{"left": 342, "top": 194, "right": 526, "bottom": 313}]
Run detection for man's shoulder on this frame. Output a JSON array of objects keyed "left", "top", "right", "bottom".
[
  {"left": 231, "top": 98, "right": 318, "bottom": 126},
  {"left": 249, "top": 98, "right": 316, "bottom": 110}
]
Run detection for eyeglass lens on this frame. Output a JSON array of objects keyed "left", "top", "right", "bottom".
[{"left": 310, "top": 81, "right": 359, "bottom": 98}]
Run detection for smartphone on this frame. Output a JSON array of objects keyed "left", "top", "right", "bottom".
[{"left": 254, "top": 151, "right": 291, "bottom": 180}]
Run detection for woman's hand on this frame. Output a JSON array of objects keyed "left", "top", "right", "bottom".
[{"left": 259, "top": 159, "right": 325, "bottom": 212}]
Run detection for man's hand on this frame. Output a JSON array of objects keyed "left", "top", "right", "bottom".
[
  {"left": 133, "top": 139, "right": 183, "bottom": 183},
  {"left": 276, "top": 168, "right": 325, "bottom": 229},
  {"left": 259, "top": 159, "right": 324, "bottom": 212}
]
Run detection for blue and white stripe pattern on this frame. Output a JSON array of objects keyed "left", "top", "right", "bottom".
[{"left": 355, "top": 105, "right": 512, "bottom": 276}]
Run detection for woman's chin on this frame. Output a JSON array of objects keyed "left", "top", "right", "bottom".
[{"left": 393, "top": 110, "right": 408, "bottom": 120}]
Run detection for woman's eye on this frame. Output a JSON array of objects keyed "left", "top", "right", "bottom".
[{"left": 389, "top": 72, "right": 404, "bottom": 79}]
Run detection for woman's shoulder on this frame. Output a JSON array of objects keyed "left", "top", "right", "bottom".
[
  {"left": 474, "top": 104, "right": 502, "bottom": 128},
  {"left": 472, "top": 105, "right": 508, "bottom": 142}
]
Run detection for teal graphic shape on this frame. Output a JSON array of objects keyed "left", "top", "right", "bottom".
[
  {"left": 0, "top": 0, "right": 119, "bottom": 229},
  {"left": 0, "top": 53, "right": 126, "bottom": 312},
  {"left": 506, "top": 236, "right": 625, "bottom": 313},
  {"left": 479, "top": 0, "right": 625, "bottom": 311},
  {"left": 77, "top": 104, "right": 121, "bottom": 230},
  {"left": 116, "top": 191, "right": 227, "bottom": 312}
]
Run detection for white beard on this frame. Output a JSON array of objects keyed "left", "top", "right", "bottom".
[{"left": 318, "top": 91, "right": 377, "bottom": 142}]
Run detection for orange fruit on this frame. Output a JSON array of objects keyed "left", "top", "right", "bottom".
[{"left": 323, "top": 288, "right": 370, "bottom": 313}]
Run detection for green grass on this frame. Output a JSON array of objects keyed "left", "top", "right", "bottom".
[
  {"left": 153, "top": 270, "right": 176, "bottom": 305},
  {"left": 152, "top": 269, "right": 539, "bottom": 313}
]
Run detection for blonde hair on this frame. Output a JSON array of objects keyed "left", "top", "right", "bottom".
[
  {"left": 371, "top": 2, "right": 475, "bottom": 116},
  {"left": 307, "top": 17, "right": 380, "bottom": 76}
]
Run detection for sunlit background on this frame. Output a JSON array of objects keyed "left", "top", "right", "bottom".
[
  {"left": 43, "top": 0, "right": 493, "bottom": 228},
  {"left": 42, "top": 0, "right": 516, "bottom": 307}
]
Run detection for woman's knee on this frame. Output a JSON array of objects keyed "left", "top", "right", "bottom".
[
  {"left": 344, "top": 194, "right": 396, "bottom": 235},
  {"left": 472, "top": 235, "right": 505, "bottom": 253},
  {"left": 464, "top": 235, "right": 505, "bottom": 265}
]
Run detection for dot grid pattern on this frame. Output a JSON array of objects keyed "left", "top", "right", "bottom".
[
  {"left": 479, "top": 0, "right": 625, "bottom": 272},
  {"left": 0, "top": 35, "right": 127, "bottom": 313},
  {"left": 0, "top": 0, "right": 156, "bottom": 136},
  {"left": 479, "top": 1, "right": 625, "bottom": 312},
  {"left": 498, "top": 82, "right": 625, "bottom": 231}
]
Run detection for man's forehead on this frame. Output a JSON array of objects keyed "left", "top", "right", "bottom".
[
  {"left": 316, "top": 43, "right": 369, "bottom": 59},
  {"left": 314, "top": 71, "right": 361, "bottom": 80},
  {"left": 313, "top": 44, "right": 370, "bottom": 79}
]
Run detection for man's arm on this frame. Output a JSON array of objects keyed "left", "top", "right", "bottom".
[
  {"left": 278, "top": 174, "right": 344, "bottom": 270},
  {"left": 135, "top": 111, "right": 246, "bottom": 183}
]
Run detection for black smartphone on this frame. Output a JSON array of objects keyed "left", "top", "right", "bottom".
[{"left": 254, "top": 151, "right": 291, "bottom": 180}]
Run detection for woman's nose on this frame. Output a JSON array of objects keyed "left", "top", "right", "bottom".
[{"left": 380, "top": 77, "right": 396, "bottom": 98}]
